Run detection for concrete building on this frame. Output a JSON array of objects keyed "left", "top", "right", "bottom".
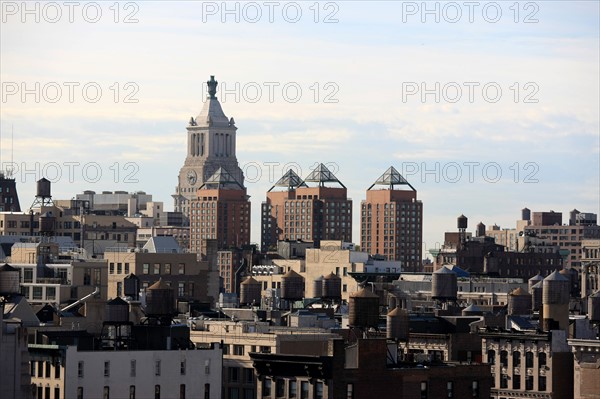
[
  {"left": 189, "top": 167, "right": 251, "bottom": 258},
  {"left": 0, "top": 311, "right": 32, "bottom": 399},
  {"left": 0, "top": 205, "right": 137, "bottom": 257},
  {"left": 252, "top": 241, "right": 401, "bottom": 304},
  {"left": 431, "top": 235, "right": 563, "bottom": 280},
  {"left": 251, "top": 337, "right": 492, "bottom": 399},
  {"left": 105, "top": 238, "right": 219, "bottom": 305},
  {"left": 72, "top": 190, "right": 153, "bottom": 216},
  {"left": 481, "top": 329, "right": 573, "bottom": 399},
  {"left": 190, "top": 318, "right": 339, "bottom": 399},
  {"left": 360, "top": 166, "right": 423, "bottom": 271},
  {"left": 174, "top": 76, "right": 245, "bottom": 224},
  {"left": 525, "top": 210, "right": 600, "bottom": 269},
  {"left": 261, "top": 164, "right": 352, "bottom": 251},
  {"left": 569, "top": 338, "right": 600, "bottom": 399},
  {"left": 580, "top": 239, "right": 600, "bottom": 298},
  {"left": 29, "top": 308, "right": 223, "bottom": 399}
]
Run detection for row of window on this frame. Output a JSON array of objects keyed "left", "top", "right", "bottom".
[
  {"left": 76, "top": 384, "right": 208, "bottom": 399},
  {"left": 142, "top": 263, "right": 186, "bottom": 275},
  {"left": 31, "top": 361, "right": 60, "bottom": 379},
  {"left": 263, "top": 378, "right": 320, "bottom": 399},
  {"left": 77, "top": 359, "right": 195, "bottom": 378},
  {"left": 223, "top": 345, "right": 271, "bottom": 356}
]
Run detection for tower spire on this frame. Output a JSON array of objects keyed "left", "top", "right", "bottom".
[{"left": 207, "top": 75, "right": 218, "bottom": 99}]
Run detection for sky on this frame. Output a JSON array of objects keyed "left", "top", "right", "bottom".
[{"left": 1, "top": 1, "right": 599, "bottom": 256}]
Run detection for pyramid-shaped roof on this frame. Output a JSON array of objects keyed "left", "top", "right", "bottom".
[
  {"left": 301, "top": 163, "right": 345, "bottom": 188},
  {"left": 368, "top": 166, "right": 415, "bottom": 191},
  {"left": 192, "top": 76, "right": 234, "bottom": 128},
  {"left": 268, "top": 169, "right": 308, "bottom": 192},
  {"left": 200, "top": 167, "right": 244, "bottom": 190}
]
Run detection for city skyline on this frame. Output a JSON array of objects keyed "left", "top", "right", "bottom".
[{"left": 1, "top": 1, "right": 598, "bottom": 255}]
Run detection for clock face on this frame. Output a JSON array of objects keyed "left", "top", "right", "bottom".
[{"left": 186, "top": 170, "right": 197, "bottom": 185}]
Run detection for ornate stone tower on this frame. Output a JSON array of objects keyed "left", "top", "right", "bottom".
[{"left": 173, "top": 76, "right": 245, "bottom": 224}]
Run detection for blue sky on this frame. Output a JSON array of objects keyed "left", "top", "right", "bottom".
[{"left": 1, "top": 1, "right": 598, "bottom": 254}]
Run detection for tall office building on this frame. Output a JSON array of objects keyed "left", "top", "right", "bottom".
[
  {"left": 261, "top": 164, "right": 352, "bottom": 251},
  {"left": 173, "top": 76, "right": 244, "bottom": 225},
  {"left": 360, "top": 166, "right": 423, "bottom": 271},
  {"left": 189, "top": 167, "right": 250, "bottom": 257}
]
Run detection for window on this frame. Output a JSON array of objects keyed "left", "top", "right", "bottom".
[
  {"left": 153, "top": 263, "right": 160, "bottom": 274},
  {"left": 420, "top": 381, "right": 428, "bottom": 399},
  {"left": 155, "top": 385, "right": 160, "bottom": 399},
  {"left": 244, "top": 368, "right": 254, "bottom": 384},
  {"left": 104, "top": 361, "right": 110, "bottom": 377},
  {"left": 180, "top": 360, "right": 186, "bottom": 375},
  {"left": 77, "top": 388, "right": 83, "bottom": 399},
  {"left": 229, "top": 388, "right": 240, "bottom": 399},
  {"left": 103, "top": 386, "right": 110, "bottom": 399},
  {"left": 130, "top": 360, "right": 136, "bottom": 377},
  {"left": 447, "top": 381, "right": 453, "bottom": 398},
  {"left": 165, "top": 263, "right": 171, "bottom": 275},
  {"left": 54, "top": 387, "right": 60, "bottom": 399},
  {"left": 45, "top": 361, "right": 51, "bottom": 378},
  {"left": 155, "top": 360, "right": 161, "bottom": 376},
  {"left": 143, "top": 264, "right": 149, "bottom": 274},
  {"left": 178, "top": 263, "right": 185, "bottom": 274},
  {"left": 45, "top": 387, "right": 50, "bottom": 399},
  {"left": 539, "top": 376, "right": 546, "bottom": 391},
  {"left": 234, "top": 345, "right": 245, "bottom": 356},
  {"left": 288, "top": 380, "right": 298, "bottom": 399},
  {"left": 109, "top": 263, "right": 115, "bottom": 274},
  {"left": 526, "top": 352, "right": 533, "bottom": 368},
  {"left": 229, "top": 367, "right": 240, "bottom": 382},
  {"left": 54, "top": 361, "right": 60, "bottom": 378},
  {"left": 513, "top": 374, "right": 521, "bottom": 389},
  {"left": 78, "top": 361, "right": 84, "bottom": 378},
  {"left": 500, "top": 350, "right": 508, "bottom": 367},
  {"left": 180, "top": 385, "right": 185, "bottom": 399},
  {"left": 526, "top": 375, "right": 533, "bottom": 390},
  {"left": 500, "top": 374, "right": 508, "bottom": 388},
  {"left": 313, "top": 381, "right": 323, "bottom": 399},
  {"left": 33, "top": 286, "right": 43, "bottom": 300},
  {"left": 487, "top": 350, "right": 495, "bottom": 365},
  {"left": 129, "top": 386, "right": 136, "bottom": 399},
  {"left": 124, "top": 263, "right": 130, "bottom": 274},
  {"left": 513, "top": 351, "right": 521, "bottom": 367},
  {"left": 276, "top": 379, "right": 285, "bottom": 397},
  {"left": 300, "top": 381, "right": 309, "bottom": 399},
  {"left": 117, "top": 263, "right": 122, "bottom": 274},
  {"left": 472, "top": 381, "right": 479, "bottom": 397},
  {"left": 539, "top": 352, "right": 547, "bottom": 367},
  {"left": 263, "top": 379, "right": 272, "bottom": 397},
  {"left": 346, "top": 383, "right": 353, "bottom": 399},
  {"left": 204, "top": 384, "right": 210, "bottom": 399}
]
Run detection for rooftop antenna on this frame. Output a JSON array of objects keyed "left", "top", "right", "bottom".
[{"left": 10, "top": 124, "right": 14, "bottom": 177}]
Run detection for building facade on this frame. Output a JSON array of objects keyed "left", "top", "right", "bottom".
[
  {"left": 189, "top": 167, "right": 251, "bottom": 258},
  {"left": 174, "top": 76, "right": 245, "bottom": 225},
  {"left": 360, "top": 166, "right": 423, "bottom": 271},
  {"left": 261, "top": 164, "right": 352, "bottom": 251}
]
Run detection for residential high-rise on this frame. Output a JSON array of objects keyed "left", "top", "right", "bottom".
[
  {"left": 260, "top": 164, "right": 352, "bottom": 251},
  {"left": 173, "top": 76, "right": 244, "bottom": 225},
  {"left": 189, "top": 167, "right": 250, "bottom": 258},
  {"left": 360, "top": 166, "right": 423, "bottom": 272}
]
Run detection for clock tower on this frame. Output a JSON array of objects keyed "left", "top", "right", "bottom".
[{"left": 173, "top": 76, "right": 245, "bottom": 224}]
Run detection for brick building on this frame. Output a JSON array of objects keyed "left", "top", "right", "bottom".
[{"left": 360, "top": 166, "right": 423, "bottom": 271}]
